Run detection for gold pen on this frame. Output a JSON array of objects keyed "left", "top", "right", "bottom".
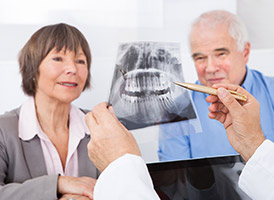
[{"left": 174, "top": 82, "right": 247, "bottom": 102}]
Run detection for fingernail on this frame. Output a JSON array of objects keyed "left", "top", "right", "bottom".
[
  {"left": 107, "top": 103, "right": 112, "bottom": 108},
  {"left": 217, "top": 88, "right": 228, "bottom": 99}
]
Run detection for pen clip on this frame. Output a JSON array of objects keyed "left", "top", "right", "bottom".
[{"left": 228, "top": 90, "right": 247, "bottom": 98}]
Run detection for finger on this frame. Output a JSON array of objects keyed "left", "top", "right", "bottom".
[
  {"left": 206, "top": 94, "right": 219, "bottom": 103},
  {"left": 208, "top": 102, "right": 219, "bottom": 112},
  {"left": 208, "top": 111, "right": 226, "bottom": 124},
  {"left": 107, "top": 105, "right": 122, "bottom": 124},
  {"left": 108, "top": 106, "right": 131, "bottom": 132},
  {"left": 85, "top": 112, "right": 98, "bottom": 132},
  {"left": 81, "top": 190, "right": 93, "bottom": 200},
  {"left": 212, "top": 83, "right": 241, "bottom": 91},
  {"left": 216, "top": 102, "right": 229, "bottom": 113},
  {"left": 98, "top": 104, "right": 130, "bottom": 134},
  {"left": 61, "top": 194, "right": 92, "bottom": 200},
  {"left": 92, "top": 102, "right": 117, "bottom": 125},
  {"left": 208, "top": 111, "right": 217, "bottom": 119},
  {"left": 212, "top": 83, "right": 252, "bottom": 99},
  {"left": 81, "top": 177, "right": 97, "bottom": 185},
  {"left": 108, "top": 105, "right": 115, "bottom": 115},
  {"left": 220, "top": 105, "right": 229, "bottom": 114},
  {"left": 217, "top": 87, "right": 244, "bottom": 118},
  {"left": 208, "top": 100, "right": 225, "bottom": 113}
]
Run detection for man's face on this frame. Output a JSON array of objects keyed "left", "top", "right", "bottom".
[{"left": 190, "top": 24, "right": 250, "bottom": 87}]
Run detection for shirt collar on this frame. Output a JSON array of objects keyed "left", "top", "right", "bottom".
[
  {"left": 241, "top": 66, "right": 253, "bottom": 91},
  {"left": 19, "top": 97, "right": 90, "bottom": 141},
  {"left": 69, "top": 104, "right": 90, "bottom": 139},
  {"left": 19, "top": 97, "right": 40, "bottom": 141}
]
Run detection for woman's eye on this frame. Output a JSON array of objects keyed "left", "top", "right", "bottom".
[
  {"left": 76, "top": 59, "right": 86, "bottom": 64},
  {"left": 53, "top": 57, "right": 62, "bottom": 61}
]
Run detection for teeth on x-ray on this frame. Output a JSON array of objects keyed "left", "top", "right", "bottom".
[
  {"left": 123, "top": 70, "right": 170, "bottom": 95},
  {"left": 108, "top": 42, "right": 197, "bottom": 130},
  {"left": 120, "top": 69, "right": 174, "bottom": 113}
]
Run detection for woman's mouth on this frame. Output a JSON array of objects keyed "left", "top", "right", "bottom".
[{"left": 58, "top": 82, "right": 78, "bottom": 87}]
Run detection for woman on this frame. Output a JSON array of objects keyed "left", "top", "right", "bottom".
[{"left": 0, "top": 23, "right": 98, "bottom": 200}]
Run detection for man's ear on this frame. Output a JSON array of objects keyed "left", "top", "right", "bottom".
[{"left": 243, "top": 42, "right": 250, "bottom": 63}]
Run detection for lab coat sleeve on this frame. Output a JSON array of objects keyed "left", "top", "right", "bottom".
[
  {"left": 239, "top": 139, "right": 274, "bottom": 200},
  {"left": 94, "top": 154, "right": 160, "bottom": 200}
]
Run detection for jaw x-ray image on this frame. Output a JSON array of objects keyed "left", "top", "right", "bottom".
[{"left": 108, "top": 42, "right": 197, "bottom": 130}]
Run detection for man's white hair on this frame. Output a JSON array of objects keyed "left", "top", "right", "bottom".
[{"left": 190, "top": 10, "right": 249, "bottom": 51}]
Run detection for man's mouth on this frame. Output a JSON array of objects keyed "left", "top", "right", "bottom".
[{"left": 207, "top": 78, "right": 224, "bottom": 84}]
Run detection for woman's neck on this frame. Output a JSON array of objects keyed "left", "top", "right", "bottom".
[{"left": 34, "top": 95, "right": 70, "bottom": 135}]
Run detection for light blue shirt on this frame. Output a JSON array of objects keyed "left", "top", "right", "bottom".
[{"left": 158, "top": 67, "right": 274, "bottom": 161}]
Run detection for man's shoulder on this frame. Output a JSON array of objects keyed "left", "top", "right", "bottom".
[
  {"left": 247, "top": 69, "right": 274, "bottom": 93},
  {"left": 249, "top": 68, "right": 274, "bottom": 81}
]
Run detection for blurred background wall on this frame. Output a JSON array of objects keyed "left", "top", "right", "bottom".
[
  {"left": 1, "top": 0, "right": 273, "bottom": 114},
  {"left": 1, "top": 0, "right": 274, "bottom": 162}
]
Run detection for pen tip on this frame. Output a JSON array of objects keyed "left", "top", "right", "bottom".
[
  {"left": 173, "top": 81, "right": 186, "bottom": 87},
  {"left": 173, "top": 81, "right": 180, "bottom": 85}
]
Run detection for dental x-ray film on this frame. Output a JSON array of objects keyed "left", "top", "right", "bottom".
[{"left": 108, "top": 42, "right": 198, "bottom": 130}]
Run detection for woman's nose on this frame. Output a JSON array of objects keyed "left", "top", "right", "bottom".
[{"left": 65, "top": 60, "right": 77, "bottom": 75}]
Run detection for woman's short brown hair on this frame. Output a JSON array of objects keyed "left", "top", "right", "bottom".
[{"left": 18, "top": 23, "right": 91, "bottom": 96}]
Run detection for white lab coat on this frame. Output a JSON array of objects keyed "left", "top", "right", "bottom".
[
  {"left": 94, "top": 140, "right": 274, "bottom": 200},
  {"left": 239, "top": 139, "right": 274, "bottom": 200},
  {"left": 94, "top": 154, "right": 160, "bottom": 200}
]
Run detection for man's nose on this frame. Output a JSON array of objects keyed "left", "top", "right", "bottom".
[{"left": 205, "top": 56, "right": 219, "bottom": 73}]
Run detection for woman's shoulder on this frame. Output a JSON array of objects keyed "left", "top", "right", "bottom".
[
  {"left": 0, "top": 107, "right": 20, "bottom": 133},
  {"left": 0, "top": 107, "right": 20, "bottom": 120}
]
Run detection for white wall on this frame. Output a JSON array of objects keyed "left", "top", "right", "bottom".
[
  {"left": 1, "top": 0, "right": 274, "bottom": 162},
  {"left": 237, "top": 0, "right": 274, "bottom": 50},
  {"left": 236, "top": 0, "right": 274, "bottom": 78},
  {"left": 0, "top": 0, "right": 237, "bottom": 114},
  {"left": 1, "top": 0, "right": 273, "bottom": 114}
]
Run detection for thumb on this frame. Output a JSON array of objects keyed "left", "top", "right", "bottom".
[{"left": 217, "top": 87, "right": 243, "bottom": 118}]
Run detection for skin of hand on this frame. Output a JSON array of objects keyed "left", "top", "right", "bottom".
[
  {"left": 57, "top": 176, "right": 96, "bottom": 199},
  {"left": 59, "top": 194, "right": 92, "bottom": 200},
  {"left": 85, "top": 102, "right": 141, "bottom": 172},
  {"left": 205, "top": 84, "right": 265, "bottom": 161}
]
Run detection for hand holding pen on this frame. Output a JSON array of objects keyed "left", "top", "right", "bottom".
[
  {"left": 205, "top": 83, "right": 264, "bottom": 161},
  {"left": 174, "top": 82, "right": 247, "bottom": 102}
]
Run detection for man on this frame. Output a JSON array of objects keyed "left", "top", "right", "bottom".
[{"left": 158, "top": 10, "right": 274, "bottom": 160}]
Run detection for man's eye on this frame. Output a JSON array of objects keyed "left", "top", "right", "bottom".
[
  {"left": 76, "top": 59, "right": 86, "bottom": 64},
  {"left": 53, "top": 57, "right": 62, "bottom": 61},
  {"left": 217, "top": 52, "right": 226, "bottom": 57},
  {"left": 195, "top": 57, "right": 205, "bottom": 62}
]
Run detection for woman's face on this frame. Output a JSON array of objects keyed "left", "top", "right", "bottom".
[{"left": 36, "top": 47, "right": 88, "bottom": 104}]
